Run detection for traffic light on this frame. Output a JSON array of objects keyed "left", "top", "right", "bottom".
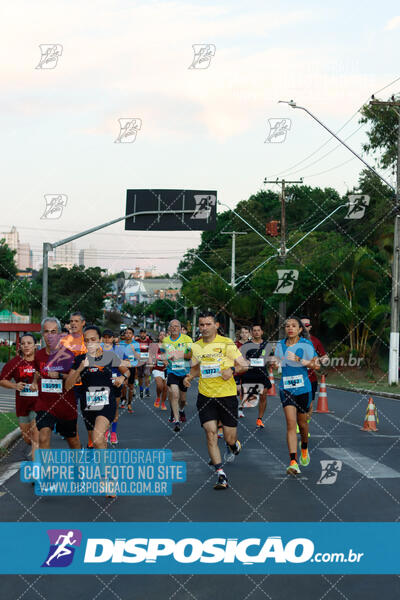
[{"left": 266, "top": 220, "right": 280, "bottom": 236}]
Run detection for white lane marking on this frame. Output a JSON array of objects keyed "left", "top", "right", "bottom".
[
  {"left": 0, "top": 462, "right": 21, "bottom": 487},
  {"left": 321, "top": 448, "right": 400, "bottom": 479}
]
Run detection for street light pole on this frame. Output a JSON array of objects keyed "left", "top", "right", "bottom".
[
  {"left": 369, "top": 98, "right": 400, "bottom": 384},
  {"left": 282, "top": 98, "right": 398, "bottom": 384},
  {"left": 221, "top": 231, "right": 248, "bottom": 339}
]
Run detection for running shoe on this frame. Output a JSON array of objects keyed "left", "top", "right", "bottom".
[
  {"left": 168, "top": 414, "right": 174, "bottom": 423},
  {"left": 299, "top": 449, "right": 310, "bottom": 467},
  {"left": 286, "top": 460, "right": 301, "bottom": 475},
  {"left": 256, "top": 418, "right": 265, "bottom": 429},
  {"left": 223, "top": 440, "right": 241, "bottom": 463},
  {"left": 217, "top": 427, "right": 223, "bottom": 439},
  {"left": 87, "top": 440, "right": 94, "bottom": 449},
  {"left": 110, "top": 432, "right": 118, "bottom": 445},
  {"left": 214, "top": 474, "right": 229, "bottom": 490},
  {"left": 154, "top": 398, "right": 160, "bottom": 408},
  {"left": 128, "top": 406, "right": 133, "bottom": 414},
  {"left": 145, "top": 389, "right": 150, "bottom": 398},
  {"left": 120, "top": 399, "right": 126, "bottom": 408},
  {"left": 139, "top": 390, "right": 144, "bottom": 399},
  {"left": 238, "top": 409, "right": 245, "bottom": 418},
  {"left": 105, "top": 430, "right": 110, "bottom": 442},
  {"left": 179, "top": 410, "right": 186, "bottom": 423},
  {"left": 172, "top": 420, "right": 180, "bottom": 433},
  {"left": 160, "top": 400, "right": 167, "bottom": 410}
]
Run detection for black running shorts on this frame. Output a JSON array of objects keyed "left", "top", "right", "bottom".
[
  {"left": 279, "top": 390, "right": 312, "bottom": 413},
  {"left": 196, "top": 393, "right": 238, "bottom": 427},
  {"left": 167, "top": 372, "right": 187, "bottom": 392},
  {"left": 35, "top": 410, "right": 77, "bottom": 438}
]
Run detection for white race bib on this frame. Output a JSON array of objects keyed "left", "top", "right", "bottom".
[
  {"left": 157, "top": 359, "right": 164, "bottom": 367},
  {"left": 41, "top": 378, "right": 62, "bottom": 393},
  {"left": 140, "top": 352, "right": 149, "bottom": 359},
  {"left": 86, "top": 388, "right": 110, "bottom": 410},
  {"left": 282, "top": 374, "right": 304, "bottom": 390},
  {"left": 200, "top": 363, "right": 221, "bottom": 379},
  {"left": 111, "top": 373, "right": 118, "bottom": 383},
  {"left": 20, "top": 385, "right": 38, "bottom": 397},
  {"left": 171, "top": 360, "right": 185, "bottom": 370},
  {"left": 250, "top": 358, "right": 264, "bottom": 367}
]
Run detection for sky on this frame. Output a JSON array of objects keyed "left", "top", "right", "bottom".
[{"left": 1, "top": 0, "right": 400, "bottom": 275}]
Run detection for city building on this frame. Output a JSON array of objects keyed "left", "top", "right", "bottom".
[
  {"left": 53, "top": 242, "right": 77, "bottom": 268},
  {"left": 0, "top": 226, "right": 33, "bottom": 270},
  {"left": 79, "top": 246, "right": 98, "bottom": 268}
]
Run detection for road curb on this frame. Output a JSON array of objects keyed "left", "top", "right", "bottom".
[
  {"left": 326, "top": 383, "right": 400, "bottom": 401},
  {"left": 0, "top": 427, "right": 21, "bottom": 449}
]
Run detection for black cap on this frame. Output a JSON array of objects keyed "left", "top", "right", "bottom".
[{"left": 102, "top": 329, "right": 114, "bottom": 337}]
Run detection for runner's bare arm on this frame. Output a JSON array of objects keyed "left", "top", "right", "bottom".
[
  {"left": 183, "top": 363, "right": 200, "bottom": 388},
  {"left": 65, "top": 357, "right": 89, "bottom": 391}
]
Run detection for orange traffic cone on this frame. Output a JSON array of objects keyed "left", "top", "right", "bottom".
[
  {"left": 361, "top": 397, "right": 379, "bottom": 431},
  {"left": 315, "top": 375, "right": 331, "bottom": 413},
  {"left": 268, "top": 367, "right": 276, "bottom": 396}
]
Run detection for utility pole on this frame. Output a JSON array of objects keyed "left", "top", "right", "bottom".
[
  {"left": 370, "top": 96, "right": 400, "bottom": 384},
  {"left": 264, "top": 178, "right": 303, "bottom": 336},
  {"left": 221, "top": 231, "right": 248, "bottom": 339},
  {"left": 192, "top": 306, "right": 198, "bottom": 340}
]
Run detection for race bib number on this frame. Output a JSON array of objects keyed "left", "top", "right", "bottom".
[
  {"left": 20, "top": 385, "right": 38, "bottom": 397},
  {"left": 250, "top": 358, "right": 264, "bottom": 367},
  {"left": 200, "top": 363, "right": 221, "bottom": 379},
  {"left": 157, "top": 359, "right": 164, "bottom": 367},
  {"left": 140, "top": 352, "right": 149, "bottom": 359},
  {"left": 282, "top": 374, "right": 304, "bottom": 390},
  {"left": 171, "top": 360, "right": 185, "bottom": 370},
  {"left": 86, "top": 388, "right": 110, "bottom": 410},
  {"left": 111, "top": 373, "right": 118, "bottom": 383},
  {"left": 41, "top": 378, "right": 62, "bottom": 393}
]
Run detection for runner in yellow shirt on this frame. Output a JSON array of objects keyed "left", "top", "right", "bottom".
[{"left": 184, "top": 312, "right": 248, "bottom": 490}]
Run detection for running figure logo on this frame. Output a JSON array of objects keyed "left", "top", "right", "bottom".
[
  {"left": 191, "top": 194, "right": 216, "bottom": 220},
  {"left": 42, "top": 529, "right": 82, "bottom": 567},
  {"left": 316, "top": 460, "right": 342, "bottom": 485},
  {"left": 265, "top": 119, "right": 291, "bottom": 143},
  {"left": 115, "top": 118, "right": 142, "bottom": 143},
  {"left": 41, "top": 194, "right": 68, "bottom": 220},
  {"left": 188, "top": 44, "right": 216, "bottom": 69},
  {"left": 35, "top": 44, "right": 63, "bottom": 69},
  {"left": 345, "top": 195, "right": 370, "bottom": 219},
  {"left": 242, "top": 383, "right": 264, "bottom": 407},
  {"left": 274, "top": 269, "right": 299, "bottom": 294}
]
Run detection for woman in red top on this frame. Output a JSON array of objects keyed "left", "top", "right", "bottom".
[
  {"left": 149, "top": 330, "right": 168, "bottom": 410},
  {"left": 0, "top": 333, "right": 39, "bottom": 458}
]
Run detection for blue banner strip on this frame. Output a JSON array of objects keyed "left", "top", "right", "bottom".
[{"left": 0, "top": 522, "right": 398, "bottom": 574}]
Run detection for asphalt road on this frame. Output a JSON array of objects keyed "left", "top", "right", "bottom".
[{"left": 1, "top": 383, "right": 399, "bottom": 599}]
